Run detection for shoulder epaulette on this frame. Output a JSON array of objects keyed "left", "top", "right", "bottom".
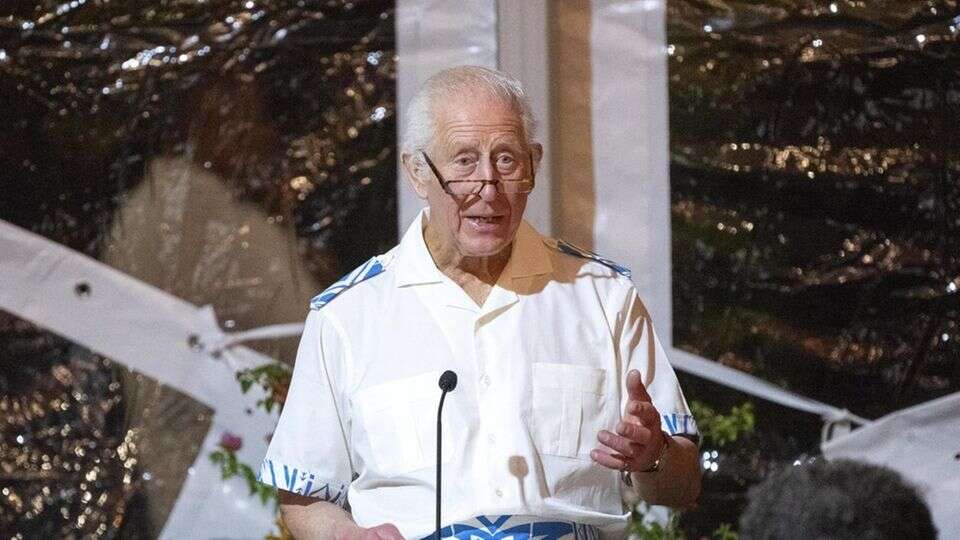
[
  {"left": 547, "top": 238, "right": 632, "bottom": 278},
  {"left": 310, "top": 254, "right": 390, "bottom": 310}
]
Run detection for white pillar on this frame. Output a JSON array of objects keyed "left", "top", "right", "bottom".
[
  {"left": 591, "top": 0, "right": 673, "bottom": 338},
  {"left": 396, "top": 0, "right": 499, "bottom": 231},
  {"left": 497, "top": 0, "right": 552, "bottom": 235}
]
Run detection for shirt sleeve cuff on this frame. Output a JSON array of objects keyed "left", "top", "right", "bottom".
[
  {"left": 661, "top": 413, "right": 700, "bottom": 443},
  {"left": 258, "top": 458, "right": 349, "bottom": 507}
]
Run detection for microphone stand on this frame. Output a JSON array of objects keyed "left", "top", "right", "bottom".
[
  {"left": 436, "top": 388, "right": 448, "bottom": 540},
  {"left": 436, "top": 370, "right": 457, "bottom": 540}
]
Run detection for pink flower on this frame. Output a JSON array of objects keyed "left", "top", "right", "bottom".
[{"left": 219, "top": 431, "right": 243, "bottom": 452}]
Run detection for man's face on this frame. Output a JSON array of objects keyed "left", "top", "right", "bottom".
[{"left": 408, "top": 93, "right": 539, "bottom": 259}]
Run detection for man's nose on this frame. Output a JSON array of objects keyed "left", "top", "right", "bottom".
[
  {"left": 477, "top": 181, "right": 499, "bottom": 201},
  {"left": 475, "top": 156, "right": 499, "bottom": 180},
  {"left": 474, "top": 158, "right": 501, "bottom": 201}
]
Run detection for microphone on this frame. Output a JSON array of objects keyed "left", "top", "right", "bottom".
[
  {"left": 436, "top": 370, "right": 457, "bottom": 540},
  {"left": 439, "top": 370, "right": 458, "bottom": 392}
]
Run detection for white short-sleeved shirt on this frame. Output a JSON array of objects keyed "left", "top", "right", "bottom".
[{"left": 259, "top": 210, "right": 698, "bottom": 539}]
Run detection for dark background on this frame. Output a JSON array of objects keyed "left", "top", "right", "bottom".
[{"left": 669, "top": 0, "right": 960, "bottom": 534}]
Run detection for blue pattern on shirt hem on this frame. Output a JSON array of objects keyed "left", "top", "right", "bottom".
[{"left": 419, "top": 515, "right": 601, "bottom": 539}]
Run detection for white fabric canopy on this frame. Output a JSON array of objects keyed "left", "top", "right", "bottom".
[{"left": 0, "top": 218, "right": 277, "bottom": 539}]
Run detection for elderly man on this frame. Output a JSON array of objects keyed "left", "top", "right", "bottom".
[{"left": 259, "top": 66, "right": 701, "bottom": 539}]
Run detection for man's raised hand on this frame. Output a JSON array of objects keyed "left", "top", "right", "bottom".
[{"left": 590, "top": 369, "right": 666, "bottom": 473}]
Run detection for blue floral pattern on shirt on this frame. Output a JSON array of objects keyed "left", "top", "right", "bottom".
[{"left": 420, "top": 515, "right": 601, "bottom": 539}]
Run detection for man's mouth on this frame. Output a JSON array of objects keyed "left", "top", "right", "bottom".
[
  {"left": 464, "top": 215, "right": 504, "bottom": 230},
  {"left": 465, "top": 216, "right": 502, "bottom": 223}
]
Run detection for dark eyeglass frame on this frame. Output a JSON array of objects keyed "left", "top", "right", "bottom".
[{"left": 420, "top": 151, "right": 536, "bottom": 196}]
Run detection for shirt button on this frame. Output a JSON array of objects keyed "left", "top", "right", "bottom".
[
  {"left": 481, "top": 374, "right": 491, "bottom": 386},
  {"left": 495, "top": 488, "right": 503, "bottom": 498},
  {"left": 487, "top": 434, "right": 496, "bottom": 444}
]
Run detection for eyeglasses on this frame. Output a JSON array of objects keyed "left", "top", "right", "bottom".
[{"left": 420, "top": 151, "right": 536, "bottom": 196}]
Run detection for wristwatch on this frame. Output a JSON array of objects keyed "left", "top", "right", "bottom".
[{"left": 621, "top": 432, "right": 670, "bottom": 486}]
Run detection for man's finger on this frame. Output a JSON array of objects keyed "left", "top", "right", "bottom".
[
  {"left": 597, "top": 429, "right": 642, "bottom": 458},
  {"left": 626, "top": 369, "right": 652, "bottom": 403},
  {"left": 625, "top": 399, "right": 661, "bottom": 427},
  {"left": 590, "top": 447, "right": 628, "bottom": 471},
  {"left": 615, "top": 420, "right": 654, "bottom": 445},
  {"left": 369, "top": 524, "right": 404, "bottom": 540}
]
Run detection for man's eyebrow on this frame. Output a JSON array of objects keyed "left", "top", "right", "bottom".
[
  {"left": 491, "top": 141, "right": 524, "bottom": 152},
  {"left": 448, "top": 144, "right": 479, "bottom": 156},
  {"left": 440, "top": 132, "right": 524, "bottom": 155}
]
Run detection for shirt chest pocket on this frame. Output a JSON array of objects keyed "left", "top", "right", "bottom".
[
  {"left": 530, "top": 362, "right": 609, "bottom": 459},
  {"left": 353, "top": 372, "right": 454, "bottom": 477}
]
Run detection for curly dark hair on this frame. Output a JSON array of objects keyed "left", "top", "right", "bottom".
[{"left": 739, "top": 459, "right": 936, "bottom": 540}]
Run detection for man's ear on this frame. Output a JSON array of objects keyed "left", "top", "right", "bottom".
[
  {"left": 530, "top": 142, "right": 544, "bottom": 172},
  {"left": 401, "top": 152, "right": 429, "bottom": 200}
]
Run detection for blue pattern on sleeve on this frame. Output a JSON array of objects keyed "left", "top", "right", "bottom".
[
  {"left": 553, "top": 239, "right": 632, "bottom": 278},
  {"left": 310, "top": 256, "right": 385, "bottom": 310},
  {"left": 661, "top": 412, "right": 698, "bottom": 437},
  {"left": 257, "top": 459, "right": 347, "bottom": 506}
]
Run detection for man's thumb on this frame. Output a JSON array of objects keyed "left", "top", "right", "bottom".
[{"left": 373, "top": 524, "right": 404, "bottom": 540}]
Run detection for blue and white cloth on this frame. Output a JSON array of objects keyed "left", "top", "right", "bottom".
[
  {"left": 309, "top": 256, "right": 387, "bottom": 310},
  {"left": 420, "top": 515, "right": 601, "bottom": 540}
]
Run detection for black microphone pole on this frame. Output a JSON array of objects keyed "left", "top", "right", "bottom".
[{"left": 436, "top": 370, "right": 458, "bottom": 540}]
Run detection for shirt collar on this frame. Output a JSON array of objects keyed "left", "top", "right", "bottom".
[
  {"left": 394, "top": 208, "right": 553, "bottom": 288},
  {"left": 501, "top": 219, "right": 553, "bottom": 280},
  {"left": 394, "top": 208, "right": 445, "bottom": 287}
]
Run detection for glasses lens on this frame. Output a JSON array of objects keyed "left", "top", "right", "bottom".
[
  {"left": 445, "top": 180, "right": 534, "bottom": 195},
  {"left": 498, "top": 180, "right": 534, "bottom": 194},
  {"left": 447, "top": 181, "right": 484, "bottom": 196}
]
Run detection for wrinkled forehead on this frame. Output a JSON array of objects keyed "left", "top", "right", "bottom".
[{"left": 430, "top": 91, "right": 526, "bottom": 148}]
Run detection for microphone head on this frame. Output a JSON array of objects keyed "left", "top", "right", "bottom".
[{"left": 438, "top": 370, "right": 458, "bottom": 392}]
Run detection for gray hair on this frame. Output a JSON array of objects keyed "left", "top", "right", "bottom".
[
  {"left": 401, "top": 66, "right": 537, "bottom": 161},
  {"left": 740, "top": 459, "right": 936, "bottom": 540}
]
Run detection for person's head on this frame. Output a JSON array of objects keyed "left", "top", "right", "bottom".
[
  {"left": 400, "top": 66, "right": 542, "bottom": 260},
  {"left": 740, "top": 459, "right": 936, "bottom": 540}
]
